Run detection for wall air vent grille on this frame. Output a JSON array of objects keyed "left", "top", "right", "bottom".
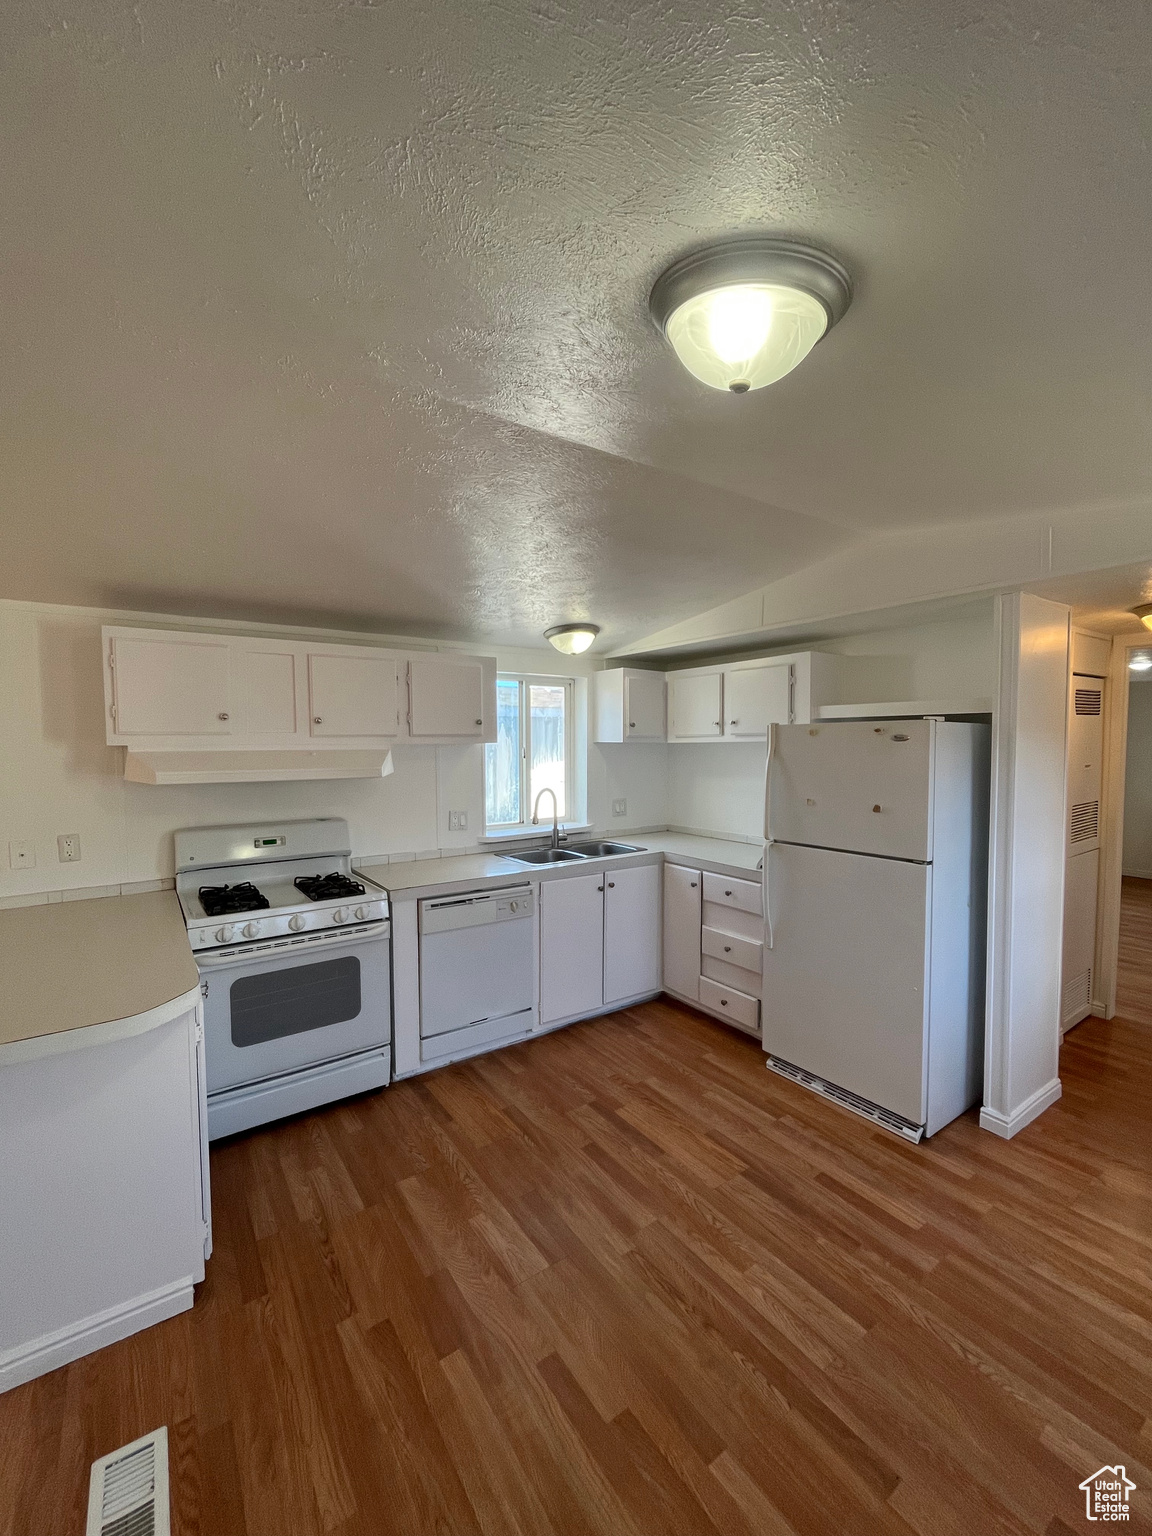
[
  {"left": 1063, "top": 967, "right": 1092, "bottom": 1022},
  {"left": 1074, "top": 688, "right": 1103, "bottom": 716},
  {"left": 86, "top": 1428, "right": 169, "bottom": 1536},
  {"left": 767, "top": 1056, "right": 924, "bottom": 1142},
  {"left": 1070, "top": 801, "right": 1100, "bottom": 843}
]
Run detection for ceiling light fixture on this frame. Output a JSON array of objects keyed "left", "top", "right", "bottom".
[
  {"left": 545, "top": 622, "right": 600, "bottom": 655},
  {"left": 1132, "top": 604, "right": 1152, "bottom": 631},
  {"left": 649, "top": 237, "right": 852, "bottom": 394}
]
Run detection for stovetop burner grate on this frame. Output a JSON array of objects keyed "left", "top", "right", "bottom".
[
  {"left": 198, "top": 881, "right": 271, "bottom": 917},
  {"left": 294, "top": 872, "right": 367, "bottom": 902}
]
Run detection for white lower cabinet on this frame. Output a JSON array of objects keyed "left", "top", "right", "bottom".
[
  {"left": 604, "top": 865, "right": 661, "bottom": 1005},
  {"left": 663, "top": 863, "right": 702, "bottom": 1001},
  {"left": 663, "top": 862, "right": 763, "bottom": 1037},
  {"left": 540, "top": 863, "right": 662, "bottom": 1026},
  {"left": 540, "top": 873, "right": 605, "bottom": 1024}
]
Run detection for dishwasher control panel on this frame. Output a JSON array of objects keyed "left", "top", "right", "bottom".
[{"left": 419, "top": 886, "right": 534, "bottom": 934}]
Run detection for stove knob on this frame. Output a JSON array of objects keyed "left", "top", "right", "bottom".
[
  {"left": 288, "top": 914, "right": 305, "bottom": 932},
  {"left": 242, "top": 921, "right": 261, "bottom": 939},
  {"left": 214, "top": 925, "right": 235, "bottom": 944},
  {"left": 332, "top": 907, "right": 347, "bottom": 924},
  {"left": 354, "top": 905, "right": 368, "bottom": 921}
]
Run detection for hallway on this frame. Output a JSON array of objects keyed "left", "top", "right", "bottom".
[{"left": 1116, "top": 875, "right": 1152, "bottom": 1025}]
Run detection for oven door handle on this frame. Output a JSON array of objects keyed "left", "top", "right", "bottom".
[{"left": 194, "top": 923, "right": 389, "bottom": 968}]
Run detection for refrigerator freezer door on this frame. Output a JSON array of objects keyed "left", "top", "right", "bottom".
[
  {"left": 762, "top": 842, "right": 930, "bottom": 1125},
  {"left": 769, "top": 719, "right": 935, "bottom": 862}
]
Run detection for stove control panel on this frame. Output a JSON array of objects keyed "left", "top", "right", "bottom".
[{"left": 187, "top": 894, "right": 388, "bottom": 951}]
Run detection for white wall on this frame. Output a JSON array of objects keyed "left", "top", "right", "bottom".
[
  {"left": 1122, "top": 679, "right": 1152, "bottom": 877},
  {"left": 981, "top": 592, "right": 1070, "bottom": 1138},
  {"left": 663, "top": 604, "right": 999, "bottom": 842},
  {"left": 0, "top": 602, "right": 668, "bottom": 903}
]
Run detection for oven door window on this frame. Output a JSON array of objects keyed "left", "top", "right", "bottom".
[{"left": 229, "top": 955, "right": 362, "bottom": 1048}]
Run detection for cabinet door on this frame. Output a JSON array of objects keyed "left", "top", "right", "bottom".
[
  {"left": 668, "top": 672, "right": 723, "bottom": 739},
  {"left": 663, "top": 864, "right": 701, "bottom": 1001},
  {"left": 603, "top": 864, "right": 661, "bottom": 1005},
  {"left": 232, "top": 640, "right": 301, "bottom": 737},
  {"left": 110, "top": 632, "right": 232, "bottom": 737},
  {"left": 408, "top": 656, "right": 485, "bottom": 739},
  {"left": 540, "top": 874, "right": 604, "bottom": 1024},
  {"left": 307, "top": 652, "right": 399, "bottom": 738},
  {"left": 624, "top": 671, "right": 666, "bottom": 741},
  {"left": 725, "top": 664, "right": 791, "bottom": 739}
]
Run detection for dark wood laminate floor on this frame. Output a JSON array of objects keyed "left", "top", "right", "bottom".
[
  {"left": 1116, "top": 875, "right": 1152, "bottom": 1026},
  {"left": 4, "top": 998, "right": 1152, "bottom": 1536}
]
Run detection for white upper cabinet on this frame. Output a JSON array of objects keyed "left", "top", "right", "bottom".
[
  {"left": 668, "top": 671, "right": 724, "bottom": 740},
  {"left": 307, "top": 651, "right": 399, "bottom": 739},
  {"left": 724, "top": 663, "right": 792, "bottom": 739},
  {"left": 103, "top": 625, "right": 496, "bottom": 752},
  {"left": 107, "top": 631, "right": 233, "bottom": 737},
  {"left": 593, "top": 668, "right": 666, "bottom": 742},
  {"left": 232, "top": 638, "right": 300, "bottom": 738},
  {"left": 408, "top": 655, "right": 488, "bottom": 740}
]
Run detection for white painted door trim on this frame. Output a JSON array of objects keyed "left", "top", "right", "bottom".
[{"left": 1095, "top": 630, "right": 1147, "bottom": 1018}]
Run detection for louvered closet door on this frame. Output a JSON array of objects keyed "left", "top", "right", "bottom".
[{"left": 1067, "top": 679, "right": 1103, "bottom": 853}]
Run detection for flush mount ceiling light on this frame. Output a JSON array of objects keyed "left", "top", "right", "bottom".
[
  {"left": 1132, "top": 604, "right": 1152, "bottom": 631},
  {"left": 545, "top": 622, "right": 600, "bottom": 655},
  {"left": 649, "top": 237, "right": 852, "bottom": 394}
]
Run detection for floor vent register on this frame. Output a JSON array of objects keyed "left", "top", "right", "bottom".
[
  {"left": 86, "top": 1426, "right": 170, "bottom": 1536},
  {"left": 767, "top": 1056, "right": 925, "bottom": 1142}
]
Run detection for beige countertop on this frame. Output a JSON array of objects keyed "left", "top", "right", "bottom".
[
  {"left": 358, "top": 831, "right": 763, "bottom": 901},
  {"left": 0, "top": 890, "right": 200, "bottom": 1053}
]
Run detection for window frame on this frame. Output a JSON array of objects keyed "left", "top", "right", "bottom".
[{"left": 484, "top": 673, "right": 576, "bottom": 833}]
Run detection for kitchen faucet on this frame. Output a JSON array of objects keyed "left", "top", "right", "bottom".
[{"left": 531, "top": 787, "right": 563, "bottom": 849}]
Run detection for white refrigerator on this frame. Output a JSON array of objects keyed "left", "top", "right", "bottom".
[{"left": 762, "top": 718, "right": 990, "bottom": 1140}]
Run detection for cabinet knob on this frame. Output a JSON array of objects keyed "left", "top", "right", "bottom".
[
  {"left": 724, "top": 889, "right": 733, "bottom": 896},
  {"left": 714, "top": 721, "right": 721, "bottom": 726},
  {"left": 873, "top": 804, "right": 882, "bottom": 813},
  {"left": 218, "top": 712, "right": 229, "bottom": 720},
  {"left": 314, "top": 717, "right": 323, "bottom": 724},
  {"left": 720, "top": 999, "right": 728, "bottom": 1007},
  {"left": 690, "top": 881, "right": 697, "bottom": 888},
  {"left": 724, "top": 945, "right": 731, "bottom": 953},
  {"left": 629, "top": 721, "right": 636, "bottom": 728},
  {"left": 608, "top": 881, "right": 615, "bottom": 888},
  {"left": 597, "top": 885, "right": 604, "bottom": 892},
  {"left": 475, "top": 718, "right": 483, "bottom": 726},
  {"left": 730, "top": 719, "right": 738, "bottom": 725}
]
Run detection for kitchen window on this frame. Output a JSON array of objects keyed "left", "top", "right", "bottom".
[{"left": 485, "top": 675, "right": 574, "bottom": 830}]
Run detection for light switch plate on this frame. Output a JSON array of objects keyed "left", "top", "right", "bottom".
[
  {"left": 8, "top": 840, "right": 35, "bottom": 869},
  {"left": 612, "top": 799, "right": 627, "bottom": 817}
]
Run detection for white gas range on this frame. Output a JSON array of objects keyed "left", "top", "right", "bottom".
[{"left": 175, "top": 818, "right": 391, "bottom": 1140}]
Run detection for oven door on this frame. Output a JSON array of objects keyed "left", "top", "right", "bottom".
[{"left": 197, "top": 925, "right": 391, "bottom": 1093}]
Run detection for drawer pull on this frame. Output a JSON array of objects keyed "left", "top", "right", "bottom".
[
  {"left": 719, "top": 999, "right": 728, "bottom": 1007},
  {"left": 723, "top": 945, "right": 731, "bottom": 953},
  {"left": 724, "top": 889, "right": 732, "bottom": 896},
  {"left": 218, "top": 712, "right": 229, "bottom": 720}
]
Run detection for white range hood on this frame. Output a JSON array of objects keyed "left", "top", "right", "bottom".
[{"left": 122, "top": 750, "right": 395, "bottom": 786}]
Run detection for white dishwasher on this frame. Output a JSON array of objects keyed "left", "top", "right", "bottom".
[{"left": 418, "top": 886, "right": 536, "bottom": 1063}]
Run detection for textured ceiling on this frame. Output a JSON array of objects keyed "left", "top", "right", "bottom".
[{"left": 1, "top": 1, "right": 1151, "bottom": 647}]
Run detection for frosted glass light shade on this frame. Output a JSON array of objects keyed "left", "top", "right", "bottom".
[
  {"left": 545, "top": 623, "right": 599, "bottom": 654},
  {"left": 1133, "top": 604, "right": 1152, "bottom": 631},
  {"left": 664, "top": 283, "right": 829, "bottom": 393}
]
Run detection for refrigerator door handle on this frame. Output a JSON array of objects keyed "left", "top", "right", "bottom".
[
  {"left": 764, "top": 720, "right": 777, "bottom": 840},
  {"left": 763, "top": 839, "right": 774, "bottom": 950}
]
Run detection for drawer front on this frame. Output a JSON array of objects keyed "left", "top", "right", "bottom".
[
  {"left": 699, "top": 976, "right": 760, "bottom": 1033},
  {"left": 701, "top": 953, "right": 762, "bottom": 996},
  {"left": 702, "top": 871, "right": 762, "bottom": 917},
  {"left": 702, "top": 925, "right": 762, "bottom": 973}
]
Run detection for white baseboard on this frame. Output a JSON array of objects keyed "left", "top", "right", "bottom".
[
  {"left": 979, "top": 1077, "right": 1062, "bottom": 1140},
  {"left": 0, "top": 1277, "right": 194, "bottom": 1394}
]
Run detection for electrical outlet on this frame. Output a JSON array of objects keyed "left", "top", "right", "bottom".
[
  {"left": 57, "top": 833, "right": 81, "bottom": 863},
  {"left": 448, "top": 810, "right": 469, "bottom": 832},
  {"left": 612, "top": 799, "right": 627, "bottom": 818},
  {"left": 8, "top": 840, "right": 35, "bottom": 869}
]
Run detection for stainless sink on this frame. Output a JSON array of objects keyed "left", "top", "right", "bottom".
[
  {"left": 564, "top": 840, "right": 644, "bottom": 858},
  {"left": 499, "top": 847, "right": 590, "bottom": 866}
]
